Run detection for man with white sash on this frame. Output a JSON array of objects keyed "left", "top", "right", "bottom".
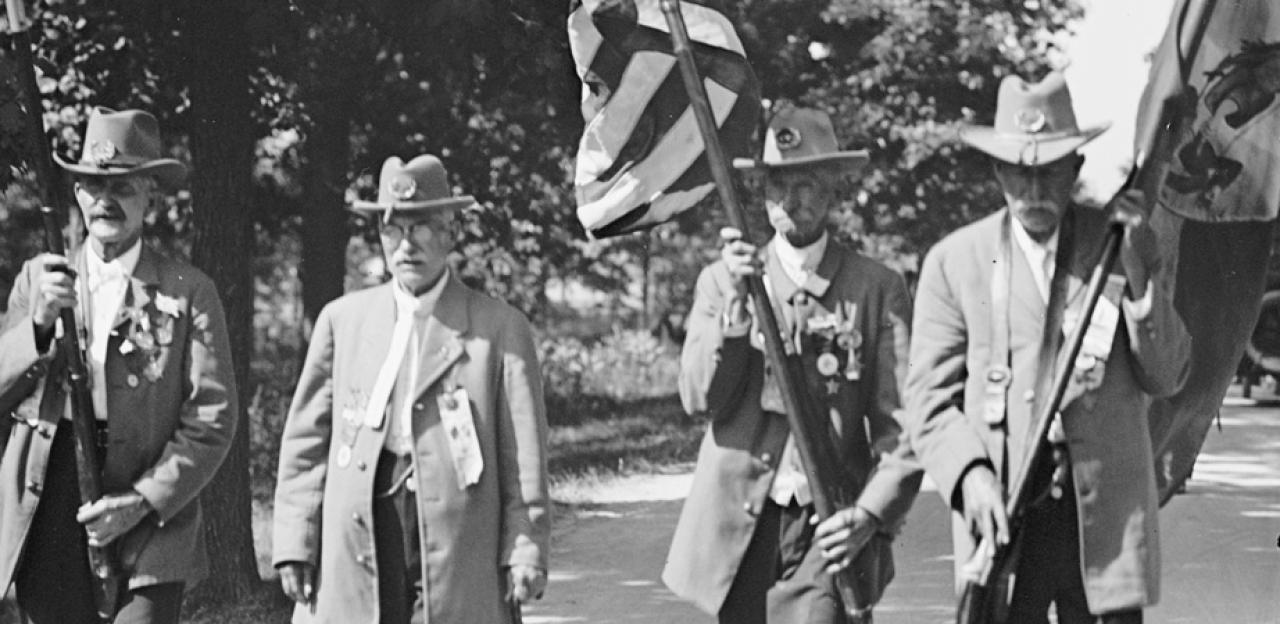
[{"left": 271, "top": 155, "right": 549, "bottom": 623}]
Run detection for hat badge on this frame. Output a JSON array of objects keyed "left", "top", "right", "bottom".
[
  {"left": 88, "top": 140, "right": 118, "bottom": 168},
  {"left": 774, "top": 127, "right": 803, "bottom": 151},
  {"left": 1014, "top": 108, "right": 1047, "bottom": 134},
  {"left": 389, "top": 175, "right": 418, "bottom": 201}
]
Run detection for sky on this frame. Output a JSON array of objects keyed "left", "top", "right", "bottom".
[{"left": 1065, "top": 0, "right": 1179, "bottom": 200}]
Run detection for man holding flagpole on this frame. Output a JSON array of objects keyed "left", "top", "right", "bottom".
[{"left": 663, "top": 106, "right": 921, "bottom": 624}]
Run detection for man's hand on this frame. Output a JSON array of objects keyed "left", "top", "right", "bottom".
[
  {"left": 812, "top": 506, "right": 880, "bottom": 574},
  {"left": 959, "top": 464, "right": 1009, "bottom": 549},
  {"left": 719, "top": 227, "right": 761, "bottom": 299},
  {"left": 76, "top": 491, "right": 152, "bottom": 548},
  {"left": 1108, "top": 189, "right": 1160, "bottom": 298},
  {"left": 31, "top": 253, "right": 77, "bottom": 330},
  {"left": 278, "top": 562, "right": 315, "bottom": 605},
  {"left": 506, "top": 564, "right": 547, "bottom": 604}
]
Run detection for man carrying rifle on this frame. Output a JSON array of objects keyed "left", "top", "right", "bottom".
[
  {"left": 902, "top": 73, "right": 1190, "bottom": 623},
  {"left": 663, "top": 106, "right": 921, "bottom": 624},
  {"left": 0, "top": 107, "right": 237, "bottom": 624}
]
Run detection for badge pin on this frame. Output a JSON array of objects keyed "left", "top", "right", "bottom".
[
  {"left": 337, "top": 445, "right": 353, "bottom": 468},
  {"left": 774, "top": 126, "right": 803, "bottom": 150},
  {"left": 1014, "top": 108, "right": 1048, "bottom": 134},
  {"left": 126, "top": 374, "right": 140, "bottom": 388},
  {"left": 389, "top": 175, "right": 417, "bottom": 201},
  {"left": 816, "top": 352, "right": 840, "bottom": 377},
  {"left": 88, "top": 140, "right": 118, "bottom": 167}
]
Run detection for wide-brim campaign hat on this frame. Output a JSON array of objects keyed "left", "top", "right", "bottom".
[
  {"left": 733, "top": 107, "right": 869, "bottom": 173},
  {"left": 55, "top": 107, "right": 187, "bottom": 190},
  {"left": 351, "top": 155, "right": 475, "bottom": 219},
  {"left": 959, "top": 72, "right": 1111, "bottom": 166}
]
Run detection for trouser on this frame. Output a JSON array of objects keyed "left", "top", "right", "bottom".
[
  {"left": 14, "top": 424, "right": 184, "bottom": 624},
  {"left": 1007, "top": 479, "right": 1143, "bottom": 624},
  {"left": 373, "top": 450, "right": 425, "bottom": 624},
  {"left": 718, "top": 498, "right": 845, "bottom": 624}
]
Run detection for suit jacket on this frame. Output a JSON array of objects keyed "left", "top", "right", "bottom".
[
  {"left": 0, "top": 246, "right": 238, "bottom": 591},
  {"left": 271, "top": 275, "right": 549, "bottom": 624},
  {"left": 905, "top": 208, "right": 1190, "bottom": 612},
  {"left": 662, "top": 239, "right": 922, "bottom": 615}
]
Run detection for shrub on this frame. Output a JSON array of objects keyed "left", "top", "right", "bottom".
[{"left": 538, "top": 328, "right": 681, "bottom": 426}]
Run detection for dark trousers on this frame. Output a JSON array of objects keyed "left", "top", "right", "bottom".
[
  {"left": 718, "top": 499, "right": 844, "bottom": 624},
  {"left": 373, "top": 450, "right": 425, "bottom": 624},
  {"left": 1007, "top": 489, "right": 1143, "bottom": 624},
  {"left": 14, "top": 425, "right": 184, "bottom": 624}
]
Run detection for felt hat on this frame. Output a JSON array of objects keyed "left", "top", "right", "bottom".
[
  {"left": 55, "top": 107, "right": 187, "bottom": 189},
  {"left": 351, "top": 155, "right": 475, "bottom": 220},
  {"left": 959, "top": 72, "right": 1110, "bottom": 166},
  {"left": 733, "top": 106, "right": 869, "bottom": 173}
]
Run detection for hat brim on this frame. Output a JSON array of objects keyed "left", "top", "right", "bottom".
[
  {"left": 350, "top": 195, "right": 476, "bottom": 214},
  {"left": 959, "top": 123, "right": 1111, "bottom": 165},
  {"left": 732, "top": 151, "right": 869, "bottom": 173},
  {"left": 55, "top": 154, "right": 188, "bottom": 190}
]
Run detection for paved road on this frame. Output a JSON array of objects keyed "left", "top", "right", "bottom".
[{"left": 528, "top": 398, "right": 1280, "bottom": 624}]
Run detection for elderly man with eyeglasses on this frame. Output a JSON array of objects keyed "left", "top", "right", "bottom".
[{"left": 271, "top": 155, "right": 549, "bottom": 624}]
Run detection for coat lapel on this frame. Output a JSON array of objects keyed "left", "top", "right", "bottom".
[
  {"left": 411, "top": 276, "right": 469, "bottom": 400},
  {"left": 358, "top": 285, "right": 398, "bottom": 390}
]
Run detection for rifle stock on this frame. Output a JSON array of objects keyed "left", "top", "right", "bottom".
[
  {"left": 658, "top": 2, "right": 874, "bottom": 620},
  {"left": 7, "top": 3, "right": 120, "bottom": 619}
]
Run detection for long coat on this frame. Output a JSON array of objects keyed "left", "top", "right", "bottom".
[
  {"left": 0, "top": 246, "right": 238, "bottom": 592},
  {"left": 662, "top": 239, "right": 922, "bottom": 615},
  {"left": 905, "top": 208, "right": 1190, "bottom": 613},
  {"left": 271, "top": 275, "right": 549, "bottom": 624}
]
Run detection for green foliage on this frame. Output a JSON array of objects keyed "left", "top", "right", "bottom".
[{"left": 539, "top": 328, "right": 682, "bottom": 426}]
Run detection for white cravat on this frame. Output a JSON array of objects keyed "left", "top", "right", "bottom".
[
  {"left": 363, "top": 273, "right": 448, "bottom": 455},
  {"left": 773, "top": 231, "right": 828, "bottom": 288},
  {"left": 84, "top": 241, "right": 141, "bottom": 421},
  {"left": 1011, "top": 219, "right": 1059, "bottom": 303}
]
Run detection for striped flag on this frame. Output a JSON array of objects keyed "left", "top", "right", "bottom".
[
  {"left": 568, "top": 0, "right": 761, "bottom": 238},
  {"left": 1135, "top": 0, "right": 1280, "bottom": 502}
]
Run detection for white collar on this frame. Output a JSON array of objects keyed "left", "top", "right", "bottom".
[
  {"left": 86, "top": 239, "right": 142, "bottom": 286},
  {"left": 1010, "top": 217, "right": 1058, "bottom": 260},
  {"left": 391, "top": 269, "right": 449, "bottom": 318},
  {"left": 773, "top": 231, "right": 828, "bottom": 283}
]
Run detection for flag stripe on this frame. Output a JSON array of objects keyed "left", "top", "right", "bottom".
[{"left": 568, "top": 0, "right": 761, "bottom": 237}]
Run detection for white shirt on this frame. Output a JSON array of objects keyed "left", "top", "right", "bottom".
[
  {"left": 84, "top": 240, "right": 142, "bottom": 421},
  {"left": 1010, "top": 218, "right": 1058, "bottom": 303},
  {"left": 384, "top": 272, "right": 449, "bottom": 454},
  {"left": 766, "top": 232, "right": 828, "bottom": 508}
]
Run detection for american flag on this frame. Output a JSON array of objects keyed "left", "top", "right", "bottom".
[{"left": 568, "top": 0, "right": 761, "bottom": 238}]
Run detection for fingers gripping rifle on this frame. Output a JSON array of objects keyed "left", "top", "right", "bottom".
[
  {"left": 5, "top": 1, "right": 121, "bottom": 619},
  {"left": 955, "top": 2, "right": 1216, "bottom": 621},
  {"left": 658, "top": 2, "right": 874, "bottom": 621}
]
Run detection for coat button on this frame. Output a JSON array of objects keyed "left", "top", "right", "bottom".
[
  {"left": 352, "top": 512, "right": 365, "bottom": 527},
  {"left": 126, "top": 374, "right": 140, "bottom": 388},
  {"left": 27, "top": 481, "right": 41, "bottom": 495},
  {"left": 414, "top": 403, "right": 425, "bottom": 412},
  {"left": 356, "top": 460, "right": 368, "bottom": 471},
  {"left": 760, "top": 453, "right": 772, "bottom": 464},
  {"left": 742, "top": 501, "right": 752, "bottom": 512},
  {"left": 1023, "top": 389, "right": 1035, "bottom": 403}
]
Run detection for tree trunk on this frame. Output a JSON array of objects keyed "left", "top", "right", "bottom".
[
  {"left": 178, "top": 0, "right": 259, "bottom": 603},
  {"left": 300, "top": 101, "right": 352, "bottom": 328}
]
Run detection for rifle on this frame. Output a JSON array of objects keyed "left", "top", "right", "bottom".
[
  {"left": 658, "top": 2, "right": 875, "bottom": 621},
  {"left": 4, "top": 1, "right": 121, "bottom": 620},
  {"left": 954, "top": 1, "right": 1217, "bottom": 621}
]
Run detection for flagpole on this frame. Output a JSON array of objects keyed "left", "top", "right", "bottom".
[{"left": 658, "top": 1, "right": 873, "bottom": 621}]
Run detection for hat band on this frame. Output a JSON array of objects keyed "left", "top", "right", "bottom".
[{"left": 992, "top": 128, "right": 1081, "bottom": 142}]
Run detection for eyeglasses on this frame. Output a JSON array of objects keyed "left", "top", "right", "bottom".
[{"left": 379, "top": 218, "right": 448, "bottom": 247}]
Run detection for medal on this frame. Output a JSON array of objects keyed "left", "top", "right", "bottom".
[{"left": 816, "top": 352, "right": 840, "bottom": 376}]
